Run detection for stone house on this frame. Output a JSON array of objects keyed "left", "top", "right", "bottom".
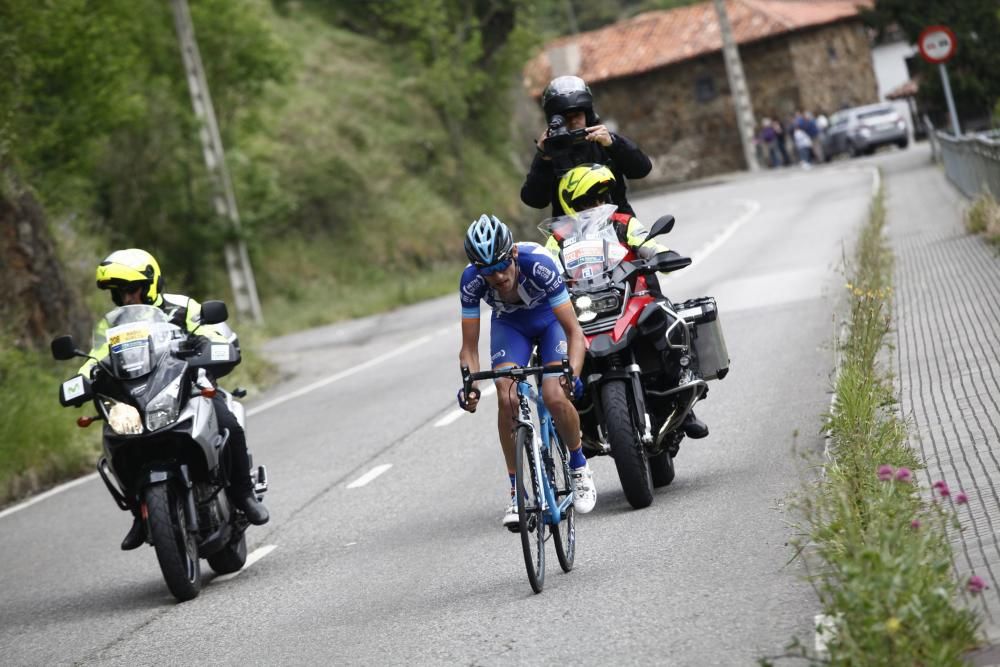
[{"left": 524, "top": 0, "right": 879, "bottom": 183}]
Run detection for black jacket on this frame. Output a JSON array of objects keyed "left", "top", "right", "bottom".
[{"left": 520, "top": 133, "right": 652, "bottom": 217}]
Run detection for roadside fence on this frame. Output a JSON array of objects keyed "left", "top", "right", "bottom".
[{"left": 935, "top": 126, "right": 1000, "bottom": 200}]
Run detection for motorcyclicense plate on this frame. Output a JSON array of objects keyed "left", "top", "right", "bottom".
[{"left": 211, "top": 344, "right": 230, "bottom": 361}]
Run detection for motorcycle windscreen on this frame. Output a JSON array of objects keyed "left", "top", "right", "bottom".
[
  {"left": 100, "top": 306, "right": 178, "bottom": 379},
  {"left": 106, "top": 322, "right": 155, "bottom": 378},
  {"left": 561, "top": 237, "right": 628, "bottom": 291}
]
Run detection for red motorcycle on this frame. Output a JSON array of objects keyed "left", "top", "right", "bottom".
[{"left": 541, "top": 205, "right": 729, "bottom": 509}]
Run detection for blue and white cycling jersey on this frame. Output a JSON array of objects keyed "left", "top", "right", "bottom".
[{"left": 459, "top": 242, "right": 570, "bottom": 324}]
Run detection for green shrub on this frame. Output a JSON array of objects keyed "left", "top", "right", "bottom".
[
  {"left": 965, "top": 190, "right": 1000, "bottom": 247},
  {"left": 0, "top": 345, "right": 100, "bottom": 505}
]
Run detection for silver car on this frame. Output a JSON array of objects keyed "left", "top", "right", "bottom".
[{"left": 822, "top": 104, "right": 908, "bottom": 159}]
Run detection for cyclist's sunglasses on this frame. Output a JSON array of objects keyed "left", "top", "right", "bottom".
[{"left": 478, "top": 253, "right": 513, "bottom": 276}]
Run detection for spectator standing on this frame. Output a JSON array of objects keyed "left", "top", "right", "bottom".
[
  {"left": 793, "top": 126, "right": 813, "bottom": 168},
  {"left": 759, "top": 118, "right": 781, "bottom": 168}
]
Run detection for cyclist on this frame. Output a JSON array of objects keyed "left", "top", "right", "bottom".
[
  {"left": 458, "top": 214, "right": 597, "bottom": 527},
  {"left": 81, "top": 248, "right": 269, "bottom": 551},
  {"left": 545, "top": 164, "right": 710, "bottom": 440}
]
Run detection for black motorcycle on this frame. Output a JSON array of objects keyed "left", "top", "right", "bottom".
[{"left": 52, "top": 301, "right": 267, "bottom": 601}]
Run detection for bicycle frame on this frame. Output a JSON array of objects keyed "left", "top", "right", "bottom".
[{"left": 513, "top": 377, "right": 572, "bottom": 526}]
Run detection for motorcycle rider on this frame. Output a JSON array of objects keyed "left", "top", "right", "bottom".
[
  {"left": 457, "top": 214, "right": 597, "bottom": 527},
  {"left": 521, "top": 75, "right": 652, "bottom": 217},
  {"left": 80, "top": 248, "right": 269, "bottom": 550},
  {"left": 544, "top": 165, "right": 710, "bottom": 440}
]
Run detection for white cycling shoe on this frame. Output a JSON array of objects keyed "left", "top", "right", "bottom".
[
  {"left": 571, "top": 464, "right": 597, "bottom": 514},
  {"left": 502, "top": 496, "right": 519, "bottom": 530}
]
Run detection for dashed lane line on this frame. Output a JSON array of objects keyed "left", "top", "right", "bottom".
[{"left": 346, "top": 464, "right": 393, "bottom": 489}]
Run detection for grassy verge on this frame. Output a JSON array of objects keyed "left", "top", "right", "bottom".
[
  {"left": 0, "top": 346, "right": 101, "bottom": 505},
  {"left": 765, "top": 184, "right": 981, "bottom": 664},
  {"left": 965, "top": 190, "right": 1000, "bottom": 248}
]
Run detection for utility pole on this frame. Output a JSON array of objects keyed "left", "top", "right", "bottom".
[
  {"left": 170, "top": 0, "right": 264, "bottom": 324},
  {"left": 713, "top": 0, "right": 760, "bottom": 172}
]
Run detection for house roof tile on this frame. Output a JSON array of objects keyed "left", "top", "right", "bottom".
[{"left": 524, "top": 0, "right": 873, "bottom": 95}]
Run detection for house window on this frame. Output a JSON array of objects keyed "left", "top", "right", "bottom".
[{"left": 695, "top": 75, "right": 716, "bottom": 103}]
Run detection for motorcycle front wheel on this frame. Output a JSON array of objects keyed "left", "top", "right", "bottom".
[
  {"left": 601, "top": 380, "right": 654, "bottom": 509},
  {"left": 145, "top": 483, "right": 202, "bottom": 601}
]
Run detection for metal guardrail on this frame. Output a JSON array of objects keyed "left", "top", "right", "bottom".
[{"left": 935, "top": 127, "right": 1000, "bottom": 200}]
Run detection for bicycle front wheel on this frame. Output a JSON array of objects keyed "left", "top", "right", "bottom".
[
  {"left": 515, "top": 425, "right": 545, "bottom": 593},
  {"left": 550, "top": 430, "right": 576, "bottom": 573}
]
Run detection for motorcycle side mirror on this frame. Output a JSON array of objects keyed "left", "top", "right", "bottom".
[
  {"left": 51, "top": 335, "right": 82, "bottom": 361},
  {"left": 647, "top": 215, "right": 675, "bottom": 239},
  {"left": 200, "top": 300, "right": 229, "bottom": 325}
]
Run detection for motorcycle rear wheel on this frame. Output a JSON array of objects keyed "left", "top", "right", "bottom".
[
  {"left": 145, "top": 484, "right": 202, "bottom": 601},
  {"left": 207, "top": 531, "right": 247, "bottom": 575},
  {"left": 601, "top": 380, "right": 653, "bottom": 509},
  {"left": 649, "top": 450, "right": 675, "bottom": 488}
]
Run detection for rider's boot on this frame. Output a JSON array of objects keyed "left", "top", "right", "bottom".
[
  {"left": 121, "top": 515, "right": 146, "bottom": 551},
  {"left": 681, "top": 410, "right": 709, "bottom": 439},
  {"left": 232, "top": 490, "right": 270, "bottom": 525}
]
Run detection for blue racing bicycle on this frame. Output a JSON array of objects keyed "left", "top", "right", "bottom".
[{"left": 462, "top": 360, "right": 576, "bottom": 593}]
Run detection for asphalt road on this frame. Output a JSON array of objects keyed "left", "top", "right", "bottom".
[{"left": 0, "top": 152, "right": 889, "bottom": 665}]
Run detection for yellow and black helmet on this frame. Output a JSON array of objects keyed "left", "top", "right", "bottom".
[
  {"left": 96, "top": 248, "right": 163, "bottom": 306},
  {"left": 558, "top": 164, "right": 616, "bottom": 216}
]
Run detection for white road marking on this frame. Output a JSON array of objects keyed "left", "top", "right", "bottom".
[
  {"left": 688, "top": 198, "right": 761, "bottom": 270},
  {"left": 347, "top": 464, "right": 393, "bottom": 489},
  {"left": 0, "top": 325, "right": 456, "bottom": 521},
  {"left": 434, "top": 384, "right": 497, "bottom": 427},
  {"left": 0, "top": 473, "right": 99, "bottom": 521},
  {"left": 213, "top": 544, "right": 277, "bottom": 583}
]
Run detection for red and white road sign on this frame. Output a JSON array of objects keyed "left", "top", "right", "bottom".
[{"left": 917, "top": 25, "right": 957, "bottom": 64}]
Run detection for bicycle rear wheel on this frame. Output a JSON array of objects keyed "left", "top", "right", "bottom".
[
  {"left": 515, "top": 425, "right": 545, "bottom": 593},
  {"left": 549, "top": 429, "right": 576, "bottom": 573}
]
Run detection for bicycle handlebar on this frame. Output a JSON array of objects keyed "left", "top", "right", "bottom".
[{"left": 460, "top": 359, "right": 573, "bottom": 413}]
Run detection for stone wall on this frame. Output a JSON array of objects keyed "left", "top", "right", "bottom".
[
  {"left": 789, "top": 22, "right": 879, "bottom": 115},
  {"left": 591, "top": 19, "right": 879, "bottom": 185}
]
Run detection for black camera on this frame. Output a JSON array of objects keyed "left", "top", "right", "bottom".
[{"left": 544, "top": 114, "right": 588, "bottom": 153}]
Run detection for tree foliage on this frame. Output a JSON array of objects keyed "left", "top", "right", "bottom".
[
  {"left": 0, "top": 0, "right": 289, "bottom": 295},
  {"left": 862, "top": 0, "right": 1000, "bottom": 129}
]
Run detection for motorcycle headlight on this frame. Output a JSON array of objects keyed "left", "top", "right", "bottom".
[
  {"left": 574, "top": 295, "right": 597, "bottom": 323},
  {"left": 104, "top": 399, "right": 143, "bottom": 435},
  {"left": 591, "top": 292, "right": 621, "bottom": 314},
  {"left": 146, "top": 375, "right": 183, "bottom": 432}
]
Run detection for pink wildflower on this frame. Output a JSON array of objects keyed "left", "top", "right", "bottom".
[
  {"left": 895, "top": 467, "right": 912, "bottom": 483},
  {"left": 910, "top": 519, "right": 921, "bottom": 530},
  {"left": 877, "top": 465, "right": 895, "bottom": 482},
  {"left": 955, "top": 491, "right": 968, "bottom": 505},
  {"left": 933, "top": 480, "right": 951, "bottom": 497},
  {"left": 968, "top": 575, "right": 988, "bottom": 594}
]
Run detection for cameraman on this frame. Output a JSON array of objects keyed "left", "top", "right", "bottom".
[{"left": 521, "top": 75, "right": 652, "bottom": 217}]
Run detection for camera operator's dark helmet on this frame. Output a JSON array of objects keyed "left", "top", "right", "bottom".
[{"left": 541, "top": 76, "right": 598, "bottom": 125}]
